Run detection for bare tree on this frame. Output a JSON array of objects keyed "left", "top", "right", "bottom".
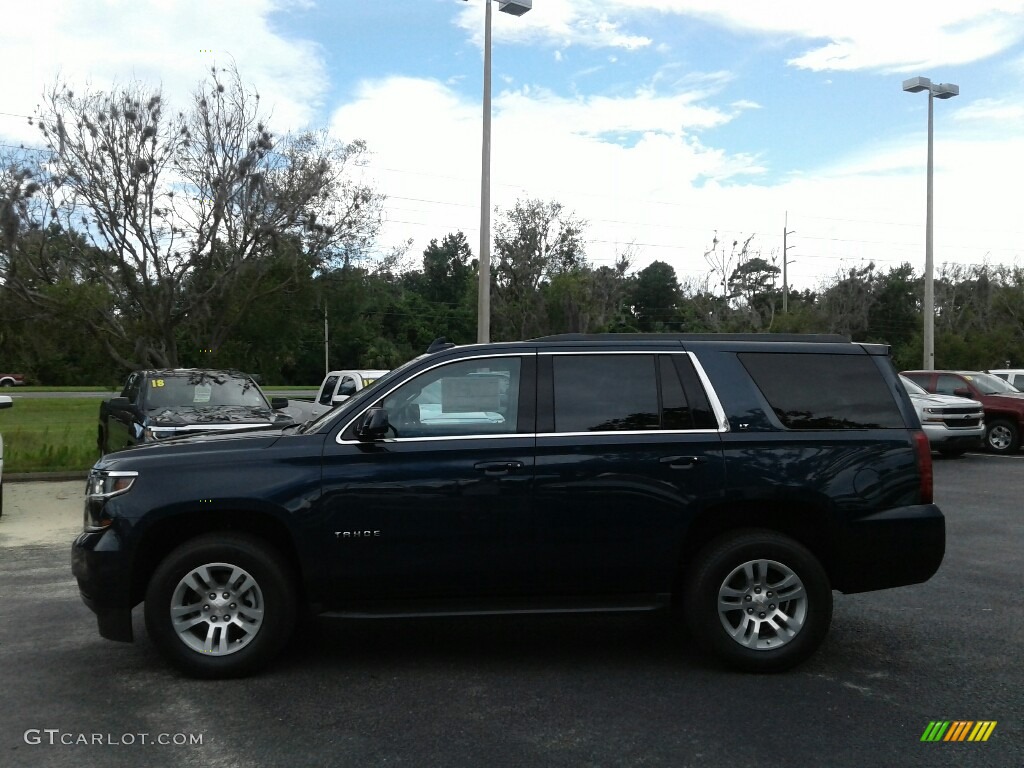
[{"left": 1, "top": 65, "right": 382, "bottom": 368}]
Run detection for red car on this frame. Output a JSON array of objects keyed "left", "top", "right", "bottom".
[
  {"left": 901, "top": 370, "right": 1024, "bottom": 454},
  {"left": 0, "top": 373, "right": 25, "bottom": 387}
]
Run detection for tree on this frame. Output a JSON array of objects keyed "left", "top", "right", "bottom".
[
  {"left": 629, "top": 260, "right": 681, "bottom": 331},
  {"left": 491, "top": 198, "right": 587, "bottom": 340},
  {"left": 1, "top": 65, "right": 382, "bottom": 369}
]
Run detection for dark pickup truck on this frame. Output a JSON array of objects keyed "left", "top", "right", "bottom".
[{"left": 98, "top": 369, "right": 293, "bottom": 454}]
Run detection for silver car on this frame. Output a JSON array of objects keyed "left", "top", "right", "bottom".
[{"left": 900, "top": 375, "right": 984, "bottom": 456}]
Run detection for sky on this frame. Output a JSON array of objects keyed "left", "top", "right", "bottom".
[{"left": 2, "top": 0, "right": 1024, "bottom": 292}]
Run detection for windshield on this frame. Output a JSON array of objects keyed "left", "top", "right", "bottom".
[
  {"left": 967, "top": 372, "right": 1020, "bottom": 395},
  {"left": 900, "top": 376, "right": 929, "bottom": 396},
  {"left": 300, "top": 354, "right": 429, "bottom": 433},
  {"left": 143, "top": 372, "right": 268, "bottom": 410}
]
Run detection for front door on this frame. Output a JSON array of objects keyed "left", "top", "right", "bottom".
[{"left": 319, "top": 353, "right": 537, "bottom": 605}]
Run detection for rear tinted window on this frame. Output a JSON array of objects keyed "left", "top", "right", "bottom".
[
  {"left": 553, "top": 355, "right": 659, "bottom": 432},
  {"left": 739, "top": 352, "right": 904, "bottom": 429}
]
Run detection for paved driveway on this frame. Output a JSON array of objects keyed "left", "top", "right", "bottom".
[{"left": 0, "top": 457, "right": 1021, "bottom": 768}]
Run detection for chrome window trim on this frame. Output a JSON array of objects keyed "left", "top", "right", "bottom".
[
  {"left": 539, "top": 349, "right": 730, "bottom": 433},
  {"left": 336, "top": 352, "right": 528, "bottom": 445},
  {"left": 336, "top": 349, "right": 730, "bottom": 445},
  {"left": 536, "top": 429, "right": 723, "bottom": 439}
]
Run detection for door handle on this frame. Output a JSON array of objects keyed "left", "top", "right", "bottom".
[
  {"left": 659, "top": 455, "right": 705, "bottom": 469},
  {"left": 474, "top": 461, "right": 524, "bottom": 475}
]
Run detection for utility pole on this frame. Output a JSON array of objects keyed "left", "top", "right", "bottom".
[
  {"left": 324, "top": 305, "right": 329, "bottom": 377},
  {"left": 783, "top": 212, "right": 796, "bottom": 313}
]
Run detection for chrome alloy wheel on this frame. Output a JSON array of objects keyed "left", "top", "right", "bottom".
[
  {"left": 988, "top": 424, "right": 1014, "bottom": 451},
  {"left": 717, "top": 559, "right": 808, "bottom": 650},
  {"left": 169, "top": 562, "right": 265, "bottom": 656}
]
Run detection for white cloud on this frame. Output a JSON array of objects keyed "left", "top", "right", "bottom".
[
  {"left": 0, "top": 0, "right": 327, "bottom": 146},
  {"left": 329, "top": 72, "right": 1024, "bottom": 288},
  {"left": 953, "top": 97, "right": 1024, "bottom": 124},
  {"left": 453, "top": 0, "right": 1024, "bottom": 73}
]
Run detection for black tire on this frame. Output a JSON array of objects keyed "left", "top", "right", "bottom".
[
  {"left": 985, "top": 419, "right": 1019, "bottom": 455},
  {"left": 683, "top": 529, "right": 832, "bottom": 673},
  {"left": 937, "top": 447, "right": 967, "bottom": 458},
  {"left": 144, "top": 533, "right": 296, "bottom": 679}
]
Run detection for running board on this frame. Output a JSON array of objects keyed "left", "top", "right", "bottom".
[{"left": 320, "top": 594, "right": 671, "bottom": 620}]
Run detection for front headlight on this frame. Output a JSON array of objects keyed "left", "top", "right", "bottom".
[{"left": 86, "top": 469, "right": 138, "bottom": 500}]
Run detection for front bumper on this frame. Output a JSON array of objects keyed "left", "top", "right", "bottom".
[
  {"left": 921, "top": 421, "right": 984, "bottom": 449},
  {"left": 832, "top": 503, "right": 945, "bottom": 594},
  {"left": 71, "top": 529, "right": 134, "bottom": 642}
]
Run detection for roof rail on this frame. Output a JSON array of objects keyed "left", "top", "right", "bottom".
[{"left": 529, "top": 333, "right": 852, "bottom": 343}]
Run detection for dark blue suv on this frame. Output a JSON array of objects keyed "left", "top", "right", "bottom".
[{"left": 73, "top": 334, "right": 944, "bottom": 677}]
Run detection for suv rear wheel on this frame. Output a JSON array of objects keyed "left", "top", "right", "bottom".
[
  {"left": 684, "top": 530, "right": 832, "bottom": 673},
  {"left": 144, "top": 533, "right": 296, "bottom": 678},
  {"left": 985, "top": 419, "right": 1019, "bottom": 455}
]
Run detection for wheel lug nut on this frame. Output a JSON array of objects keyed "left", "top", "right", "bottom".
[
  {"left": 209, "top": 593, "right": 216, "bottom": 600},
  {"left": 754, "top": 587, "right": 761, "bottom": 594},
  {"left": 230, "top": 603, "right": 236, "bottom": 609},
  {"left": 223, "top": 592, "right": 230, "bottom": 599},
  {"left": 747, "top": 608, "right": 753, "bottom": 614},
  {"left": 211, "top": 616, "right": 218, "bottom": 622},
  {"left": 223, "top": 615, "right": 230, "bottom": 621},
  {"left": 767, "top": 592, "right": 773, "bottom": 598},
  {"left": 769, "top": 604, "right": 775, "bottom": 610},
  {"left": 203, "top": 605, "right": 210, "bottom": 611},
  {"left": 745, "top": 595, "right": 752, "bottom": 601},
  {"left": 759, "top": 612, "right": 766, "bottom": 619}
]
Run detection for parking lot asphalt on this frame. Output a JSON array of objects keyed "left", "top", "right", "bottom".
[{"left": 0, "top": 455, "right": 1021, "bottom": 768}]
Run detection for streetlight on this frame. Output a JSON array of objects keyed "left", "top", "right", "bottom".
[
  {"left": 902, "top": 76, "right": 958, "bottom": 371},
  {"left": 465, "top": 0, "right": 533, "bottom": 343}
]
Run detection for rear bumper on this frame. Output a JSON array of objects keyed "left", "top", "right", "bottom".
[
  {"left": 72, "top": 530, "right": 134, "bottom": 642},
  {"left": 833, "top": 503, "right": 945, "bottom": 593}
]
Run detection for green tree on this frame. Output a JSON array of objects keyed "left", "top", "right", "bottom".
[{"left": 491, "top": 198, "right": 587, "bottom": 340}]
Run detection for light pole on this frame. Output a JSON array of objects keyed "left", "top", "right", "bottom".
[
  {"left": 465, "top": 0, "right": 532, "bottom": 343},
  {"left": 902, "top": 76, "right": 958, "bottom": 371}
]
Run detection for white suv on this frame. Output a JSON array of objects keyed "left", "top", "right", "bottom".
[
  {"left": 900, "top": 375, "right": 984, "bottom": 456},
  {"left": 985, "top": 369, "right": 1024, "bottom": 390}
]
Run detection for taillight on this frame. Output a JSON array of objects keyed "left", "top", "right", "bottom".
[{"left": 912, "top": 430, "right": 933, "bottom": 504}]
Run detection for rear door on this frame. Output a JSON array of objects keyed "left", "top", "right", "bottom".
[{"left": 532, "top": 348, "right": 726, "bottom": 597}]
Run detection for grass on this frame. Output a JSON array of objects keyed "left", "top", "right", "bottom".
[
  {"left": 5, "top": 386, "right": 117, "bottom": 393},
  {"left": 2, "top": 398, "right": 99, "bottom": 473}
]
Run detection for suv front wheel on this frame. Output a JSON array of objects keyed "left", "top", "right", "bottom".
[
  {"left": 684, "top": 530, "right": 832, "bottom": 673},
  {"left": 144, "top": 533, "right": 296, "bottom": 678}
]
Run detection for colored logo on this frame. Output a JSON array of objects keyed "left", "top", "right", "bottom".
[{"left": 921, "top": 721, "right": 997, "bottom": 742}]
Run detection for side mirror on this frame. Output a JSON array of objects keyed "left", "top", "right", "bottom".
[
  {"left": 108, "top": 396, "right": 132, "bottom": 409},
  {"left": 953, "top": 387, "right": 971, "bottom": 398},
  {"left": 270, "top": 397, "right": 289, "bottom": 410},
  {"left": 355, "top": 408, "right": 390, "bottom": 441},
  {"left": 330, "top": 394, "right": 349, "bottom": 406},
  {"left": 0, "top": 395, "right": 12, "bottom": 410}
]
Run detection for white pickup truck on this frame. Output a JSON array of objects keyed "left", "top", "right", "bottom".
[{"left": 308, "top": 369, "right": 389, "bottom": 419}]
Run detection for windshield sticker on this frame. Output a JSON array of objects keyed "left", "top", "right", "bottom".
[
  {"left": 193, "top": 383, "right": 212, "bottom": 404},
  {"left": 150, "top": 379, "right": 165, "bottom": 388}
]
